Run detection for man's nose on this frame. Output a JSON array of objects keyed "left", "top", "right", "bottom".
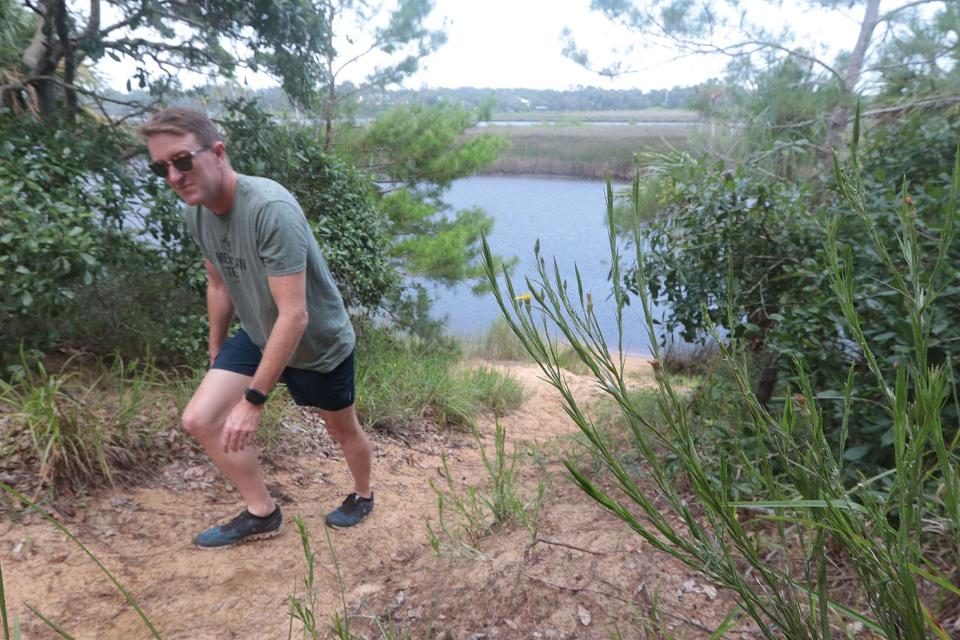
[{"left": 167, "top": 164, "right": 184, "bottom": 183}]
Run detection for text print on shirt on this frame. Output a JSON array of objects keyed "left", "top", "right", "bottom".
[{"left": 215, "top": 238, "right": 248, "bottom": 279}]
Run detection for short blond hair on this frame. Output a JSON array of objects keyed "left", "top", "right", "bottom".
[{"left": 140, "top": 107, "right": 222, "bottom": 146}]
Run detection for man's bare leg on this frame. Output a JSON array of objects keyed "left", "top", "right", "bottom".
[
  {"left": 181, "top": 369, "right": 275, "bottom": 516},
  {"left": 317, "top": 405, "right": 372, "bottom": 498}
]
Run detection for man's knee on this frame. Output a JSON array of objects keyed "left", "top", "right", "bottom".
[
  {"left": 181, "top": 405, "right": 216, "bottom": 440},
  {"left": 315, "top": 406, "right": 362, "bottom": 442}
]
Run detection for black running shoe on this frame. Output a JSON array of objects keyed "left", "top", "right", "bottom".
[
  {"left": 325, "top": 493, "right": 374, "bottom": 528},
  {"left": 195, "top": 506, "right": 282, "bottom": 549}
]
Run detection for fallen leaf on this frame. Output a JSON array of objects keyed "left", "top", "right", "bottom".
[{"left": 577, "top": 605, "right": 592, "bottom": 626}]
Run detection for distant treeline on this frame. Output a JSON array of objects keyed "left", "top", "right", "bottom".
[
  {"left": 106, "top": 83, "right": 702, "bottom": 118},
  {"left": 357, "top": 85, "right": 701, "bottom": 113}
]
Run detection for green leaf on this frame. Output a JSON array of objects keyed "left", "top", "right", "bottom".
[{"left": 843, "top": 444, "right": 872, "bottom": 461}]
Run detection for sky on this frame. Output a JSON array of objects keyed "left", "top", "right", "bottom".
[
  {"left": 400, "top": 0, "right": 869, "bottom": 91},
  {"left": 401, "top": 0, "right": 724, "bottom": 91},
  {"left": 95, "top": 0, "right": 876, "bottom": 93}
]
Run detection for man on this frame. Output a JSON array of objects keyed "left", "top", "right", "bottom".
[{"left": 141, "top": 107, "right": 374, "bottom": 549}]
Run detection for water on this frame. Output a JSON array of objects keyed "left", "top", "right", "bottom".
[{"left": 423, "top": 175, "right": 663, "bottom": 356}]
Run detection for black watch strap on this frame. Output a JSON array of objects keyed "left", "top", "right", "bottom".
[{"left": 244, "top": 387, "right": 268, "bottom": 406}]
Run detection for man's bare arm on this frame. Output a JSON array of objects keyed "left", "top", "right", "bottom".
[
  {"left": 249, "top": 270, "right": 309, "bottom": 395},
  {"left": 205, "top": 258, "right": 234, "bottom": 365},
  {"left": 220, "top": 270, "right": 307, "bottom": 453}
]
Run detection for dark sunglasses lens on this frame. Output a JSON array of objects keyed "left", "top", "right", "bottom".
[
  {"left": 171, "top": 155, "right": 194, "bottom": 172},
  {"left": 149, "top": 161, "right": 168, "bottom": 178}
]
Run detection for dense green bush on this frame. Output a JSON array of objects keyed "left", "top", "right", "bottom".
[
  {"left": 630, "top": 110, "right": 960, "bottom": 474},
  {"left": 0, "top": 99, "right": 406, "bottom": 368},
  {"left": 0, "top": 112, "right": 202, "bottom": 367}
]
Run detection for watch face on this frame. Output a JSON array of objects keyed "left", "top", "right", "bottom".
[{"left": 245, "top": 388, "right": 268, "bottom": 405}]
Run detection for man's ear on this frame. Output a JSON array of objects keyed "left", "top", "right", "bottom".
[{"left": 212, "top": 140, "right": 227, "bottom": 159}]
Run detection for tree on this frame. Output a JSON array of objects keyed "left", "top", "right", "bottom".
[
  {"left": 297, "top": 0, "right": 447, "bottom": 149},
  {"left": 344, "top": 100, "right": 511, "bottom": 290},
  {"left": 2, "top": 0, "right": 329, "bottom": 121},
  {"left": 563, "top": 0, "right": 955, "bottom": 155}
]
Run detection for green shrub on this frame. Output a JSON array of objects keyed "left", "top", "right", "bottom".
[
  {"left": 631, "top": 110, "right": 960, "bottom": 473},
  {"left": 0, "top": 110, "right": 206, "bottom": 367},
  {"left": 356, "top": 327, "right": 525, "bottom": 430},
  {"left": 483, "top": 155, "right": 960, "bottom": 637}
]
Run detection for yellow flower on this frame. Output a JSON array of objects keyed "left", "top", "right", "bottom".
[{"left": 514, "top": 293, "right": 533, "bottom": 302}]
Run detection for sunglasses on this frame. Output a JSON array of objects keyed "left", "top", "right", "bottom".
[{"left": 148, "top": 146, "right": 211, "bottom": 178}]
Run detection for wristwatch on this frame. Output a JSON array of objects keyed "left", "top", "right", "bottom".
[{"left": 244, "top": 387, "right": 268, "bottom": 406}]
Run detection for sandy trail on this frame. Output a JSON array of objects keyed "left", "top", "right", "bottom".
[{"left": 1, "top": 356, "right": 744, "bottom": 639}]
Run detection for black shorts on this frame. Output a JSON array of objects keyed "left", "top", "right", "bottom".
[{"left": 212, "top": 329, "right": 356, "bottom": 411}]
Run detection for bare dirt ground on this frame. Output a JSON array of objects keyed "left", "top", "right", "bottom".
[{"left": 1, "top": 357, "right": 749, "bottom": 639}]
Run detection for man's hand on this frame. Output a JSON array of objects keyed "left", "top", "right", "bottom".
[{"left": 222, "top": 400, "right": 263, "bottom": 453}]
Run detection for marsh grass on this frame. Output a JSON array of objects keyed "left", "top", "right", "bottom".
[
  {"left": 489, "top": 109, "right": 701, "bottom": 123},
  {"left": 458, "top": 365, "right": 526, "bottom": 418},
  {"left": 470, "top": 318, "right": 591, "bottom": 377},
  {"left": 481, "top": 116, "right": 960, "bottom": 637},
  {"left": 555, "top": 345, "right": 593, "bottom": 376},
  {"left": 475, "top": 123, "right": 698, "bottom": 179},
  {"left": 471, "top": 318, "right": 532, "bottom": 361}
]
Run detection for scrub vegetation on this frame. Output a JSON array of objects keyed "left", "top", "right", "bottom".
[{"left": 3, "top": 0, "right": 960, "bottom": 636}]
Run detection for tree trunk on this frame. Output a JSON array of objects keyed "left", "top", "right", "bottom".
[
  {"left": 21, "top": 0, "right": 64, "bottom": 118},
  {"left": 323, "top": 56, "right": 336, "bottom": 151},
  {"left": 53, "top": 0, "right": 78, "bottom": 122},
  {"left": 823, "top": 0, "right": 881, "bottom": 156}
]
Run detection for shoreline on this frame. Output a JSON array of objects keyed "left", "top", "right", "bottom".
[{"left": 475, "top": 166, "right": 636, "bottom": 181}]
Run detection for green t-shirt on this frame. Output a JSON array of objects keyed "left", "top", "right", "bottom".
[{"left": 185, "top": 174, "right": 355, "bottom": 372}]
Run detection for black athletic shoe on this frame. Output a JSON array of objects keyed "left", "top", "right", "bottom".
[
  {"left": 325, "top": 493, "right": 374, "bottom": 528},
  {"left": 195, "top": 506, "right": 282, "bottom": 549}
]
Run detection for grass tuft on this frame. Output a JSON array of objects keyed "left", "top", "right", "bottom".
[
  {"left": 0, "top": 349, "right": 174, "bottom": 498},
  {"left": 357, "top": 328, "right": 525, "bottom": 431}
]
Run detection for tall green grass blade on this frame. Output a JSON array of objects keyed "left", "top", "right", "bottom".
[
  {"left": 922, "top": 602, "right": 951, "bottom": 640},
  {"left": 322, "top": 525, "right": 349, "bottom": 637},
  {"left": 23, "top": 605, "right": 74, "bottom": 640},
  {"left": 0, "top": 482, "right": 162, "bottom": 639},
  {"left": 909, "top": 564, "right": 960, "bottom": 598},
  {"left": 0, "top": 559, "right": 10, "bottom": 640}
]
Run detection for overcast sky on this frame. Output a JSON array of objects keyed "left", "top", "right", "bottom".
[
  {"left": 404, "top": 0, "right": 870, "bottom": 90},
  {"left": 96, "top": 0, "right": 877, "bottom": 93}
]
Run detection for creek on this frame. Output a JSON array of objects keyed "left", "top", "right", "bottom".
[{"left": 421, "top": 174, "right": 667, "bottom": 356}]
